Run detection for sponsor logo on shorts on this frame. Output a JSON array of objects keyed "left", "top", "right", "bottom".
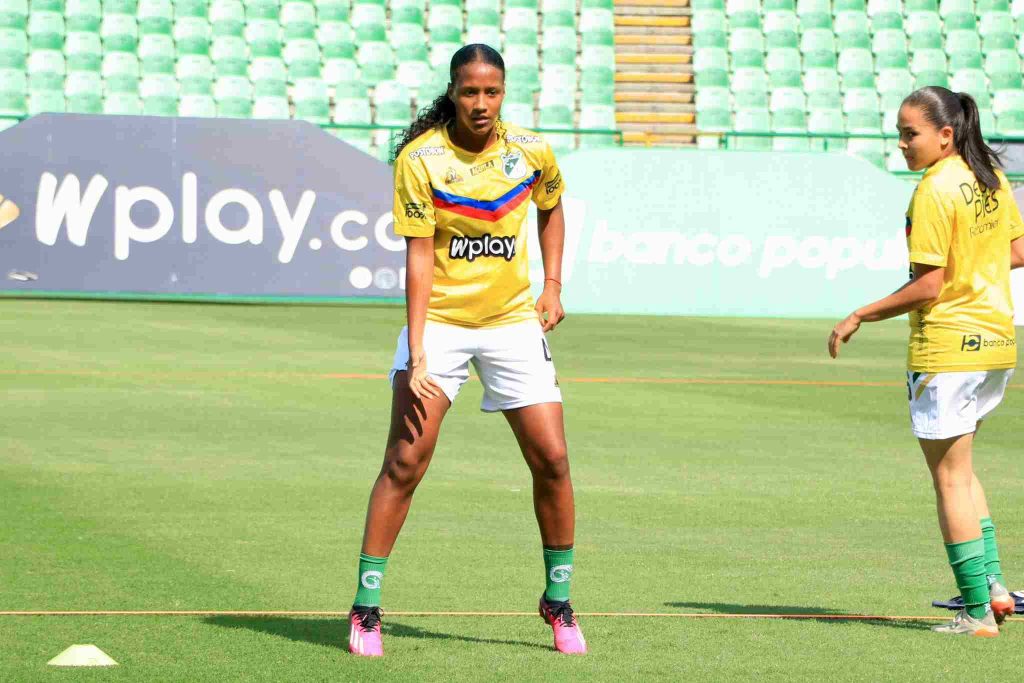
[
  {"left": 962, "top": 334, "right": 982, "bottom": 351},
  {"left": 549, "top": 564, "right": 572, "bottom": 583},
  {"left": 449, "top": 233, "right": 516, "bottom": 262},
  {"left": 405, "top": 202, "right": 426, "bottom": 219},
  {"left": 408, "top": 146, "right": 446, "bottom": 160},
  {"left": 360, "top": 570, "right": 383, "bottom": 589}
]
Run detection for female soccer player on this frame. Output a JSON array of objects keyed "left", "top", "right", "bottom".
[
  {"left": 346, "top": 44, "right": 586, "bottom": 657},
  {"left": 829, "top": 86, "right": 1024, "bottom": 637}
]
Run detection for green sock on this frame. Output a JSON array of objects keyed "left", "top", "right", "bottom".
[
  {"left": 945, "top": 538, "right": 989, "bottom": 620},
  {"left": 353, "top": 553, "right": 388, "bottom": 607},
  {"left": 980, "top": 517, "right": 1005, "bottom": 586},
  {"left": 543, "top": 547, "right": 574, "bottom": 603}
]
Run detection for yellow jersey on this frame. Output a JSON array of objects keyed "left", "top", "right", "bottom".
[
  {"left": 391, "top": 123, "right": 564, "bottom": 328},
  {"left": 906, "top": 155, "right": 1024, "bottom": 372}
]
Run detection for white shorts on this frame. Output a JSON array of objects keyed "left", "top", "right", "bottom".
[
  {"left": 388, "top": 320, "right": 563, "bottom": 412},
  {"left": 907, "top": 369, "right": 1014, "bottom": 440}
]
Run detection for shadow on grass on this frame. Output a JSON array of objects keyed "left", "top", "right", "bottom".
[
  {"left": 203, "top": 616, "right": 552, "bottom": 651},
  {"left": 664, "top": 602, "right": 930, "bottom": 631}
]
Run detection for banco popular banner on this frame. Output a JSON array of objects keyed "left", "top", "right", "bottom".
[
  {"left": 0, "top": 114, "right": 404, "bottom": 300},
  {"left": 540, "top": 149, "right": 1024, "bottom": 324}
]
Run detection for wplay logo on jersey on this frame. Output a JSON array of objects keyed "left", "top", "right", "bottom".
[
  {"left": 961, "top": 334, "right": 982, "bottom": 352},
  {"left": 501, "top": 150, "right": 527, "bottom": 180},
  {"left": 0, "top": 194, "right": 20, "bottom": 230}
]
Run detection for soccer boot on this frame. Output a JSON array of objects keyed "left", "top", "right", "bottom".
[
  {"left": 348, "top": 605, "right": 384, "bottom": 656},
  {"left": 989, "top": 580, "right": 1015, "bottom": 625},
  {"left": 930, "top": 608, "right": 999, "bottom": 637},
  {"left": 539, "top": 595, "right": 587, "bottom": 654}
]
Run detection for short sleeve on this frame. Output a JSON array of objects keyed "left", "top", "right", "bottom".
[
  {"left": 907, "top": 183, "right": 953, "bottom": 267},
  {"left": 392, "top": 153, "right": 436, "bottom": 237},
  {"left": 531, "top": 142, "right": 564, "bottom": 210},
  {"left": 1000, "top": 175, "right": 1024, "bottom": 241}
]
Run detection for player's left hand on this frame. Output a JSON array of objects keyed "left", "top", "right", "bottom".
[
  {"left": 828, "top": 313, "right": 862, "bottom": 359},
  {"left": 536, "top": 283, "right": 565, "bottom": 332}
]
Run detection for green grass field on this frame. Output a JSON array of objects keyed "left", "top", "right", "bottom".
[{"left": 2, "top": 300, "right": 1022, "bottom": 681}]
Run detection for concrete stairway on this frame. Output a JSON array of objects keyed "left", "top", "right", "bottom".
[{"left": 613, "top": 0, "right": 695, "bottom": 146}]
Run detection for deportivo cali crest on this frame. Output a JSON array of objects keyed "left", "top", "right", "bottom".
[{"left": 501, "top": 150, "right": 527, "bottom": 180}]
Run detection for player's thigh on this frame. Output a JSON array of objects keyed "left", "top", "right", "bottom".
[
  {"left": 504, "top": 402, "right": 569, "bottom": 473},
  {"left": 474, "top": 321, "right": 562, "bottom": 414},
  {"left": 918, "top": 432, "right": 974, "bottom": 484},
  {"left": 385, "top": 370, "right": 451, "bottom": 457}
]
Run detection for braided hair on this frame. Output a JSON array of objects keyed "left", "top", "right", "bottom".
[{"left": 391, "top": 44, "right": 506, "bottom": 162}]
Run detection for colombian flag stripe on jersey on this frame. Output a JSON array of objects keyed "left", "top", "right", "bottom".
[{"left": 431, "top": 170, "right": 541, "bottom": 222}]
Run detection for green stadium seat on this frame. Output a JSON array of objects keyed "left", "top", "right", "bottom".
[
  {"left": 284, "top": 37, "right": 321, "bottom": 79},
  {"left": 392, "top": 4, "right": 424, "bottom": 25},
  {"left": 914, "top": 70, "right": 949, "bottom": 88},
  {"left": 28, "top": 88, "right": 65, "bottom": 113},
  {"left": 65, "top": 0, "right": 99, "bottom": 31},
  {"left": 834, "top": 11, "right": 869, "bottom": 38},
  {"left": 428, "top": 4, "right": 462, "bottom": 34},
  {"left": 140, "top": 72, "right": 177, "bottom": 114},
  {"left": 938, "top": 0, "right": 972, "bottom": 16},
  {"left": 808, "top": 107, "right": 846, "bottom": 151},
  {"left": 993, "top": 89, "right": 1024, "bottom": 120},
  {"left": 101, "top": 13, "right": 137, "bottom": 53},
  {"left": 174, "top": 17, "right": 211, "bottom": 55},
  {"left": 357, "top": 40, "right": 395, "bottom": 84},
  {"left": 985, "top": 49, "right": 1022, "bottom": 89},
  {"left": 28, "top": 10, "right": 64, "bottom": 49},
  {"left": 979, "top": 14, "right": 1015, "bottom": 51},
  {"left": 772, "top": 111, "right": 810, "bottom": 151},
  {"left": 249, "top": 55, "right": 286, "bottom": 95},
  {"left": 580, "top": 64, "right": 613, "bottom": 94},
  {"left": 28, "top": 48, "right": 64, "bottom": 90},
  {"left": 846, "top": 117, "right": 884, "bottom": 167},
  {"left": 763, "top": 10, "right": 798, "bottom": 49},
  {"left": 0, "top": 27, "right": 28, "bottom": 68},
  {"left": 906, "top": 0, "right": 939, "bottom": 9},
  {"left": 395, "top": 44, "right": 430, "bottom": 89},
  {"left": 872, "top": 29, "right": 906, "bottom": 56},
  {"left": 64, "top": 30, "right": 100, "bottom": 71},
  {"left": 538, "top": 104, "right": 574, "bottom": 152},
  {"left": 105, "top": 0, "right": 137, "bottom": 12},
  {"left": 0, "top": 67, "right": 27, "bottom": 116},
  {"left": 213, "top": 75, "right": 252, "bottom": 116},
  {"left": 103, "top": 92, "right": 142, "bottom": 114},
  {"left": 764, "top": 0, "right": 796, "bottom": 8},
  {"left": 732, "top": 65, "right": 768, "bottom": 93},
  {"left": 466, "top": 24, "right": 500, "bottom": 49},
  {"left": 502, "top": 99, "right": 534, "bottom": 128},
  {"left": 911, "top": 48, "right": 946, "bottom": 75},
  {"left": 322, "top": 53, "right": 359, "bottom": 84},
  {"left": 807, "top": 90, "right": 842, "bottom": 110},
  {"left": 950, "top": 69, "right": 991, "bottom": 105},
  {"left": 877, "top": 67, "right": 913, "bottom": 99},
  {"left": 282, "top": 1, "right": 316, "bottom": 40},
  {"left": 844, "top": 87, "right": 879, "bottom": 114},
  {"left": 137, "top": 0, "right": 172, "bottom": 35},
  {"left": 726, "top": 0, "right": 759, "bottom": 16},
  {"left": 803, "top": 49, "right": 837, "bottom": 69},
  {"left": 246, "top": 0, "right": 278, "bottom": 20},
  {"left": 505, "top": 25, "right": 539, "bottom": 48},
  {"left": 251, "top": 94, "right": 288, "bottom": 119},
  {"left": 907, "top": 19, "right": 942, "bottom": 53},
  {"left": 318, "top": 20, "right": 353, "bottom": 54},
  {"left": 429, "top": 41, "right": 460, "bottom": 68},
  {"left": 210, "top": 35, "right": 246, "bottom": 76},
  {"left": 765, "top": 47, "right": 802, "bottom": 87},
  {"left": 544, "top": 9, "right": 577, "bottom": 31},
  {"left": 729, "top": 11, "right": 762, "bottom": 30},
  {"left": 975, "top": 107, "right": 996, "bottom": 137},
  {"left": 392, "top": 23, "right": 427, "bottom": 52},
  {"left": 209, "top": 0, "right": 244, "bottom": 36},
  {"left": 246, "top": 19, "right": 282, "bottom": 57},
  {"left": 693, "top": 10, "right": 727, "bottom": 46},
  {"left": 102, "top": 51, "right": 138, "bottom": 92},
  {"left": 315, "top": 0, "right": 349, "bottom": 22},
  {"left": 178, "top": 93, "right": 216, "bottom": 117},
  {"left": 176, "top": 54, "right": 213, "bottom": 94},
  {"left": 332, "top": 87, "right": 372, "bottom": 149},
  {"left": 31, "top": 0, "right": 64, "bottom": 11},
  {"left": 733, "top": 107, "right": 771, "bottom": 150},
  {"left": 770, "top": 86, "right": 806, "bottom": 113},
  {"left": 834, "top": 0, "right": 866, "bottom": 10},
  {"left": 392, "top": 0, "right": 427, "bottom": 12},
  {"left": 694, "top": 46, "right": 729, "bottom": 84},
  {"left": 692, "top": 0, "right": 725, "bottom": 9},
  {"left": 0, "top": 0, "right": 27, "bottom": 29},
  {"left": 800, "top": 28, "right": 836, "bottom": 59},
  {"left": 64, "top": 69, "right": 100, "bottom": 112},
  {"left": 804, "top": 67, "right": 840, "bottom": 95},
  {"left": 942, "top": 12, "right": 976, "bottom": 31},
  {"left": 978, "top": 0, "right": 1011, "bottom": 10},
  {"left": 945, "top": 30, "right": 982, "bottom": 57},
  {"left": 500, "top": 6, "right": 529, "bottom": 31},
  {"left": 838, "top": 46, "right": 873, "bottom": 74},
  {"left": 949, "top": 49, "right": 983, "bottom": 70},
  {"left": 138, "top": 33, "right": 174, "bottom": 73},
  {"left": 795, "top": 0, "right": 829, "bottom": 16},
  {"left": 875, "top": 49, "right": 910, "bottom": 69},
  {"left": 351, "top": 1, "right": 385, "bottom": 29},
  {"left": 729, "top": 28, "right": 764, "bottom": 67},
  {"left": 174, "top": 0, "right": 208, "bottom": 16},
  {"left": 844, "top": 69, "right": 876, "bottom": 88}
]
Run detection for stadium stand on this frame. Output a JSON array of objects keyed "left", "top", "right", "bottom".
[
  {"left": 691, "top": 0, "right": 1024, "bottom": 163},
  {"left": 0, "top": 0, "right": 620, "bottom": 158}
]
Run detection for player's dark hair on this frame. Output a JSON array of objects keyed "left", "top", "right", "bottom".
[
  {"left": 902, "top": 86, "right": 1003, "bottom": 191},
  {"left": 391, "top": 44, "right": 505, "bottom": 163}
]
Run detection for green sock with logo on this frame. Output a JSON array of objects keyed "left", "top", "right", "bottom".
[
  {"left": 945, "top": 538, "right": 989, "bottom": 620},
  {"left": 543, "top": 547, "right": 574, "bottom": 603},
  {"left": 980, "top": 517, "right": 1005, "bottom": 586},
  {"left": 353, "top": 553, "right": 388, "bottom": 607}
]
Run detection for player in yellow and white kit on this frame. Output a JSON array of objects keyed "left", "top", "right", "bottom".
[
  {"left": 346, "top": 44, "right": 587, "bottom": 657},
  {"left": 829, "top": 87, "right": 1024, "bottom": 637}
]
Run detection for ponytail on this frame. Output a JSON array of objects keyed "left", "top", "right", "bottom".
[
  {"left": 902, "top": 86, "right": 1003, "bottom": 191},
  {"left": 954, "top": 92, "right": 1001, "bottom": 191},
  {"left": 391, "top": 44, "right": 506, "bottom": 163}
]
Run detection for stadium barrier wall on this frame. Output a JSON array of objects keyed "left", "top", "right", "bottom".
[
  {"left": 2, "top": 116, "right": 1022, "bottom": 323},
  {"left": 0, "top": 114, "right": 405, "bottom": 302}
]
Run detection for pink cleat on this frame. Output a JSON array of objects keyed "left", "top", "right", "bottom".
[
  {"left": 539, "top": 595, "right": 588, "bottom": 655},
  {"left": 348, "top": 606, "right": 384, "bottom": 657}
]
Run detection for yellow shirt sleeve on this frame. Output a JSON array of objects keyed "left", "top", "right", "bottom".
[
  {"left": 531, "top": 142, "right": 564, "bottom": 211},
  {"left": 907, "top": 182, "right": 954, "bottom": 267},
  {"left": 1001, "top": 176, "right": 1024, "bottom": 241},
  {"left": 392, "top": 153, "right": 436, "bottom": 238}
]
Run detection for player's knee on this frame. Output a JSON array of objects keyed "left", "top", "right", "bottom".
[
  {"left": 930, "top": 467, "right": 971, "bottom": 494},
  {"left": 382, "top": 449, "right": 429, "bottom": 491},
  {"left": 531, "top": 444, "right": 569, "bottom": 481}
]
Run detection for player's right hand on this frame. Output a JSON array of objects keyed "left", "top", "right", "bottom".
[
  {"left": 407, "top": 350, "right": 443, "bottom": 401},
  {"left": 827, "top": 313, "right": 861, "bottom": 359}
]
